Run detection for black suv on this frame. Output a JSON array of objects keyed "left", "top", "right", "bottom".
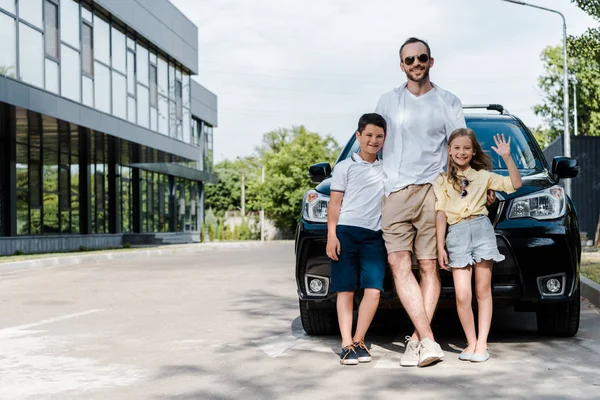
[{"left": 295, "top": 105, "right": 581, "bottom": 337}]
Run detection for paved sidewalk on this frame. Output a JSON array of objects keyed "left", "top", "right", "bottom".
[{"left": 0, "top": 241, "right": 272, "bottom": 275}]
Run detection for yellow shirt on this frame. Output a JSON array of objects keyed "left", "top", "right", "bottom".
[{"left": 433, "top": 167, "right": 516, "bottom": 225}]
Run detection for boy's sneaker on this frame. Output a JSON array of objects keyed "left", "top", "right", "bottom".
[
  {"left": 418, "top": 337, "right": 445, "bottom": 367},
  {"left": 353, "top": 341, "right": 372, "bottom": 363},
  {"left": 340, "top": 345, "right": 358, "bottom": 365},
  {"left": 400, "top": 336, "right": 420, "bottom": 367}
]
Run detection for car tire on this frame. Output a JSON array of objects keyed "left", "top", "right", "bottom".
[
  {"left": 536, "top": 283, "right": 581, "bottom": 337},
  {"left": 299, "top": 299, "right": 338, "bottom": 335}
]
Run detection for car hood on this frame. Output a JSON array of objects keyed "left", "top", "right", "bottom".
[{"left": 315, "top": 171, "right": 557, "bottom": 200}]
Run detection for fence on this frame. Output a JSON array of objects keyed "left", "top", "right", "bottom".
[{"left": 543, "top": 136, "right": 600, "bottom": 244}]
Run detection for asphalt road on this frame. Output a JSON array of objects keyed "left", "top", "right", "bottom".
[{"left": 0, "top": 242, "right": 599, "bottom": 399}]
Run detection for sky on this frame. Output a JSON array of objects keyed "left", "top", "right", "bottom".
[{"left": 170, "top": 0, "right": 598, "bottom": 162}]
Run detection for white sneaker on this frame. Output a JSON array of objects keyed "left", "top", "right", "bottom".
[
  {"left": 418, "top": 337, "right": 444, "bottom": 367},
  {"left": 400, "top": 336, "right": 420, "bottom": 367}
]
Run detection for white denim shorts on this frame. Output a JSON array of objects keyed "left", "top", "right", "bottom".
[{"left": 446, "top": 215, "right": 505, "bottom": 269}]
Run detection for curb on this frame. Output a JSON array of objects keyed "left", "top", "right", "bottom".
[
  {"left": 581, "top": 275, "right": 600, "bottom": 310},
  {"left": 0, "top": 241, "right": 270, "bottom": 275}
]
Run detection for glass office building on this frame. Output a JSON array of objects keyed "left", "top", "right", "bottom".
[{"left": 0, "top": 0, "right": 218, "bottom": 255}]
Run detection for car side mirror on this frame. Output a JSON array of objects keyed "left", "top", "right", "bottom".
[
  {"left": 308, "top": 162, "right": 332, "bottom": 184},
  {"left": 552, "top": 156, "right": 579, "bottom": 180}
]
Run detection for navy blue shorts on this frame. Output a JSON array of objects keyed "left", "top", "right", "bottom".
[{"left": 330, "top": 225, "right": 386, "bottom": 293}]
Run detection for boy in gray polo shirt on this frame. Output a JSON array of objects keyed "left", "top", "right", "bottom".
[{"left": 326, "top": 113, "right": 387, "bottom": 365}]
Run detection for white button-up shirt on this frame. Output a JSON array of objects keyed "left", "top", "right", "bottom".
[{"left": 375, "top": 83, "right": 466, "bottom": 196}]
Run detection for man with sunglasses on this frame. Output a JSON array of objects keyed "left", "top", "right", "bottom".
[{"left": 374, "top": 37, "right": 466, "bottom": 367}]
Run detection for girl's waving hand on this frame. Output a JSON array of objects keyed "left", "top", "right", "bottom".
[{"left": 491, "top": 133, "right": 512, "bottom": 158}]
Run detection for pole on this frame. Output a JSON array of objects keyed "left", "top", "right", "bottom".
[
  {"left": 260, "top": 165, "right": 265, "bottom": 242},
  {"left": 573, "top": 77, "right": 578, "bottom": 137},
  {"left": 241, "top": 165, "right": 245, "bottom": 217},
  {"left": 562, "top": 19, "right": 571, "bottom": 198},
  {"left": 499, "top": 0, "right": 570, "bottom": 197}
]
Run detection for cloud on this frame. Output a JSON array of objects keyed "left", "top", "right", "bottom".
[{"left": 172, "top": 0, "right": 598, "bottom": 161}]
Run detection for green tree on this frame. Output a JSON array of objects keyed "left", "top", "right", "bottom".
[
  {"left": 534, "top": 1, "right": 600, "bottom": 143},
  {"left": 205, "top": 157, "right": 258, "bottom": 217},
  {"left": 259, "top": 126, "right": 340, "bottom": 234},
  {"left": 534, "top": 34, "right": 600, "bottom": 143},
  {"left": 0, "top": 65, "right": 16, "bottom": 78},
  {"left": 572, "top": 0, "right": 600, "bottom": 19},
  {"left": 529, "top": 125, "right": 552, "bottom": 149},
  {"left": 205, "top": 126, "right": 340, "bottom": 238}
]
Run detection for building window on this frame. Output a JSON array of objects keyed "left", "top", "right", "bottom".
[
  {"left": 119, "top": 165, "right": 132, "bottom": 233},
  {"left": 19, "top": 0, "right": 43, "bottom": 29},
  {"left": 44, "top": 0, "right": 58, "bottom": 59},
  {"left": 82, "top": 75, "right": 94, "bottom": 107},
  {"left": 111, "top": 26, "right": 126, "bottom": 73},
  {"left": 183, "top": 73, "right": 190, "bottom": 109},
  {"left": 157, "top": 57, "right": 168, "bottom": 97},
  {"left": 82, "top": 22, "right": 93, "bottom": 75},
  {"left": 169, "top": 100, "right": 176, "bottom": 138},
  {"left": 182, "top": 108, "right": 190, "bottom": 143},
  {"left": 150, "top": 107, "right": 158, "bottom": 132},
  {"left": 175, "top": 80, "right": 183, "bottom": 119},
  {"left": 0, "top": 12, "right": 16, "bottom": 78},
  {"left": 168, "top": 62, "right": 175, "bottom": 100},
  {"left": 90, "top": 131, "right": 108, "bottom": 234},
  {"left": 60, "top": 0, "right": 80, "bottom": 49},
  {"left": 94, "top": 61, "right": 110, "bottom": 113},
  {"left": 127, "top": 50, "right": 135, "bottom": 95},
  {"left": 204, "top": 123, "right": 214, "bottom": 172},
  {"left": 61, "top": 44, "right": 81, "bottom": 101},
  {"left": 149, "top": 64, "right": 158, "bottom": 107},
  {"left": 13, "top": 110, "right": 80, "bottom": 235},
  {"left": 136, "top": 42, "right": 148, "bottom": 86},
  {"left": 112, "top": 71, "right": 127, "bottom": 119},
  {"left": 45, "top": 58, "right": 59, "bottom": 94},
  {"left": 127, "top": 96, "right": 136, "bottom": 124},
  {"left": 0, "top": 0, "right": 15, "bottom": 13},
  {"left": 93, "top": 14, "right": 110, "bottom": 65},
  {"left": 18, "top": 22, "right": 44, "bottom": 88},
  {"left": 137, "top": 84, "right": 149, "bottom": 128},
  {"left": 158, "top": 95, "right": 168, "bottom": 135},
  {"left": 81, "top": 3, "right": 92, "bottom": 24}
]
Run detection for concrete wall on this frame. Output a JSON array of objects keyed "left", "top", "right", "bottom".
[
  {"left": 0, "top": 235, "right": 123, "bottom": 256},
  {"left": 191, "top": 80, "right": 218, "bottom": 127}
]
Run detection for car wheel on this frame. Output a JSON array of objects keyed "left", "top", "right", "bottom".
[
  {"left": 299, "top": 299, "right": 338, "bottom": 335},
  {"left": 536, "top": 283, "right": 581, "bottom": 337}
]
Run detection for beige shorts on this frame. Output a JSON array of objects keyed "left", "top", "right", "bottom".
[{"left": 382, "top": 184, "right": 437, "bottom": 260}]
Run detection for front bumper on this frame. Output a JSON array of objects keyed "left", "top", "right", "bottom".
[{"left": 295, "top": 212, "right": 580, "bottom": 308}]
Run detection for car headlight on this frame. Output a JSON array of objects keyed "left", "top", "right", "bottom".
[
  {"left": 302, "top": 190, "right": 329, "bottom": 223},
  {"left": 508, "top": 186, "right": 566, "bottom": 220}
]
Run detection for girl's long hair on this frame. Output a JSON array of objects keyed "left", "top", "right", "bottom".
[{"left": 446, "top": 128, "right": 493, "bottom": 193}]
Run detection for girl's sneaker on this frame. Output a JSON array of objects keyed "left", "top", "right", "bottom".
[
  {"left": 340, "top": 345, "right": 358, "bottom": 365},
  {"left": 353, "top": 341, "right": 372, "bottom": 363}
]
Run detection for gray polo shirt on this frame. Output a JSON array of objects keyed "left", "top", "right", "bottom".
[{"left": 330, "top": 153, "right": 384, "bottom": 231}]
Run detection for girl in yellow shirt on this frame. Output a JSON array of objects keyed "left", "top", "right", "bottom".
[{"left": 433, "top": 128, "right": 522, "bottom": 363}]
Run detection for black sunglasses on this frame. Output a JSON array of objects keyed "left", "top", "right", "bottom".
[
  {"left": 460, "top": 179, "right": 469, "bottom": 197},
  {"left": 403, "top": 53, "right": 429, "bottom": 66}
]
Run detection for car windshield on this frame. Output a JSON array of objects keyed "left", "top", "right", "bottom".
[{"left": 337, "top": 118, "right": 544, "bottom": 174}]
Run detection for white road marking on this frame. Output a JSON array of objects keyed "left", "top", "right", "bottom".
[
  {"left": 0, "top": 309, "right": 144, "bottom": 398},
  {"left": 253, "top": 334, "right": 304, "bottom": 358},
  {"left": 372, "top": 344, "right": 401, "bottom": 369},
  {"left": 0, "top": 309, "right": 104, "bottom": 335}
]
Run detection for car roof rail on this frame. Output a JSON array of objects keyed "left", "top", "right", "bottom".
[{"left": 463, "top": 104, "right": 509, "bottom": 115}]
